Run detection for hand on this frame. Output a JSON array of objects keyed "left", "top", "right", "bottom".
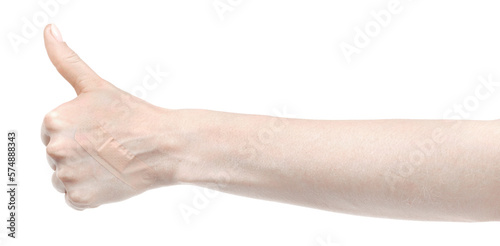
[{"left": 41, "top": 24, "right": 175, "bottom": 210}]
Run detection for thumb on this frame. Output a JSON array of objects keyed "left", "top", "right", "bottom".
[{"left": 44, "top": 24, "right": 104, "bottom": 95}]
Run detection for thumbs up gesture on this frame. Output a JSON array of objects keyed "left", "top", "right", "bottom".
[{"left": 41, "top": 24, "right": 175, "bottom": 210}]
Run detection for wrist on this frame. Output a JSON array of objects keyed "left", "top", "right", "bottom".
[
  {"left": 166, "top": 109, "right": 256, "bottom": 187},
  {"left": 152, "top": 109, "right": 230, "bottom": 187}
]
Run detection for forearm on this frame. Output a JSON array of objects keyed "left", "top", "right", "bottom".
[{"left": 165, "top": 109, "right": 500, "bottom": 222}]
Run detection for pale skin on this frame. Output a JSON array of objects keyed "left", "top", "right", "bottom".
[{"left": 42, "top": 24, "right": 500, "bottom": 222}]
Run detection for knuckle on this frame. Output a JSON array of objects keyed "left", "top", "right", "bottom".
[
  {"left": 68, "top": 190, "right": 92, "bottom": 206},
  {"left": 56, "top": 168, "right": 75, "bottom": 182},
  {"left": 45, "top": 145, "right": 58, "bottom": 158},
  {"left": 46, "top": 155, "right": 56, "bottom": 170},
  {"left": 46, "top": 144, "right": 61, "bottom": 158},
  {"left": 43, "top": 111, "right": 59, "bottom": 130},
  {"left": 43, "top": 110, "right": 67, "bottom": 131},
  {"left": 65, "top": 50, "right": 82, "bottom": 65},
  {"left": 46, "top": 141, "right": 68, "bottom": 159},
  {"left": 51, "top": 172, "right": 65, "bottom": 193},
  {"left": 54, "top": 50, "right": 80, "bottom": 72}
]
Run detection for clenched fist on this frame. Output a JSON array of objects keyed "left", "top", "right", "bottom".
[{"left": 41, "top": 24, "right": 179, "bottom": 210}]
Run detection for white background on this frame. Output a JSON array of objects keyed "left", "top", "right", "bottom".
[{"left": 1, "top": 0, "right": 500, "bottom": 245}]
